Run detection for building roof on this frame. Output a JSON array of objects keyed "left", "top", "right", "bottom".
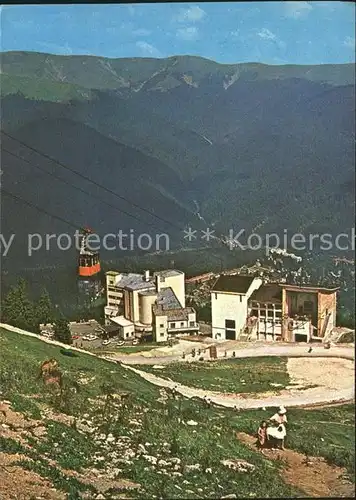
[
  {"left": 212, "top": 275, "right": 256, "bottom": 294},
  {"left": 153, "top": 305, "right": 195, "bottom": 321},
  {"left": 116, "top": 273, "right": 156, "bottom": 291},
  {"left": 280, "top": 284, "right": 339, "bottom": 293},
  {"left": 139, "top": 290, "right": 157, "bottom": 297},
  {"left": 110, "top": 316, "right": 134, "bottom": 327},
  {"left": 250, "top": 284, "right": 282, "bottom": 303},
  {"left": 156, "top": 287, "right": 182, "bottom": 309},
  {"left": 154, "top": 269, "right": 183, "bottom": 278},
  {"left": 108, "top": 269, "right": 183, "bottom": 291}
]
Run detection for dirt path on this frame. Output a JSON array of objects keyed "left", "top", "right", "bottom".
[
  {"left": 236, "top": 432, "right": 354, "bottom": 498},
  {"left": 113, "top": 343, "right": 355, "bottom": 365},
  {"left": 1, "top": 324, "right": 354, "bottom": 409},
  {"left": 126, "top": 356, "right": 354, "bottom": 409}
]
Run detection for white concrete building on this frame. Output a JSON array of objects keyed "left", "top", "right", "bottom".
[
  {"left": 212, "top": 276, "right": 338, "bottom": 343},
  {"left": 211, "top": 275, "right": 262, "bottom": 340},
  {"left": 109, "top": 316, "right": 135, "bottom": 340},
  {"left": 104, "top": 269, "right": 197, "bottom": 342}
]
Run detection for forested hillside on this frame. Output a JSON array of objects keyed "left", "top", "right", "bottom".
[{"left": 1, "top": 51, "right": 354, "bottom": 270}]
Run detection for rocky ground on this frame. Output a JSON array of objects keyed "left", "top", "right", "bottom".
[{"left": 1, "top": 326, "right": 354, "bottom": 499}]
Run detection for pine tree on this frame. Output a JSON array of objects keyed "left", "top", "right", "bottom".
[
  {"left": 35, "top": 289, "right": 54, "bottom": 326},
  {"left": 1, "top": 279, "right": 38, "bottom": 332},
  {"left": 53, "top": 317, "right": 72, "bottom": 345}
]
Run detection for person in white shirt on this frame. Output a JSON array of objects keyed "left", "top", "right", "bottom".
[{"left": 267, "top": 406, "right": 288, "bottom": 449}]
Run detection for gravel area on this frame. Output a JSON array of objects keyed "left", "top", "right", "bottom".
[{"left": 126, "top": 354, "right": 354, "bottom": 410}]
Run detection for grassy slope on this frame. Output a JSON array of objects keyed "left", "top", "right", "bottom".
[
  {"left": 0, "top": 329, "right": 299, "bottom": 499},
  {"left": 138, "top": 357, "right": 290, "bottom": 394},
  {"left": 0, "top": 329, "right": 354, "bottom": 497},
  {"left": 0, "top": 73, "right": 93, "bottom": 102},
  {"left": 231, "top": 405, "right": 355, "bottom": 479}
]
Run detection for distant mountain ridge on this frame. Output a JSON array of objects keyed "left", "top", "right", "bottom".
[
  {"left": 1, "top": 51, "right": 355, "bottom": 101},
  {"left": 0, "top": 51, "right": 354, "bottom": 269}
]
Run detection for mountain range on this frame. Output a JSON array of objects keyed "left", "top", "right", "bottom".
[{"left": 1, "top": 51, "right": 355, "bottom": 269}]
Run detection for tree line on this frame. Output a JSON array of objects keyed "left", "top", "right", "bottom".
[{"left": 1, "top": 278, "right": 72, "bottom": 344}]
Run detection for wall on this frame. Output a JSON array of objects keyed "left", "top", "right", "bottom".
[
  {"left": 121, "top": 324, "right": 135, "bottom": 339},
  {"left": 317, "top": 292, "right": 337, "bottom": 338},
  {"left": 163, "top": 273, "right": 186, "bottom": 308},
  {"left": 211, "top": 292, "right": 247, "bottom": 340},
  {"left": 290, "top": 319, "right": 311, "bottom": 341},
  {"left": 287, "top": 292, "right": 317, "bottom": 316},
  {"left": 188, "top": 311, "right": 196, "bottom": 325},
  {"left": 246, "top": 278, "right": 263, "bottom": 297},
  {"left": 169, "top": 319, "right": 188, "bottom": 330},
  {"left": 167, "top": 310, "right": 197, "bottom": 332},
  {"left": 131, "top": 290, "right": 140, "bottom": 323},
  {"left": 281, "top": 288, "right": 289, "bottom": 341},
  {"left": 139, "top": 293, "right": 157, "bottom": 325},
  {"left": 106, "top": 288, "right": 123, "bottom": 308},
  {"left": 154, "top": 314, "right": 168, "bottom": 342},
  {"left": 105, "top": 272, "right": 122, "bottom": 309},
  {"left": 124, "top": 290, "right": 131, "bottom": 320}
]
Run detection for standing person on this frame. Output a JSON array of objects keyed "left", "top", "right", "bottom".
[
  {"left": 257, "top": 421, "right": 268, "bottom": 452},
  {"left": 269, "top": 406, "right": 287, "bottom": 449},
  {"left": 172, "top": 385, "right": 178, "bottom": 399}
]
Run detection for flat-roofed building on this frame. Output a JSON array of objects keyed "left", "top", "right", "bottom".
[{"left": 104, "top": 269, "right": 197, "bottom": 342}]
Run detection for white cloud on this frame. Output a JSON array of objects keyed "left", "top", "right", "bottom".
[
  {"left": 135, "top": 41, "right": 161, "bottom": 57},
  {"left": 258, "top": 28, "right": 276, "bottom": 41},
  {"left": 132, "top": 29, "right": 151, "bottom": 37},
  {"left": 257, "top": 28, "right": 286, "bottom": 50},
  {"left": 176, "top": 6, "right": 206, "bottom": 23},
  {"left": 343, "top": 36, "right": 355, "bottom": 48},
  {"left": 176, "top": 26, "right": 199, "bottom": 41},
  {"left": 284, "top": 1, "right": 313, "bottom": 19}
]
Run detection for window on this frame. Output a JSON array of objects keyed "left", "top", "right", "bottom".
[
  {"left": 214, "top": 293, "right": 217, "bottom": 300},
  {"left": 160, "top": 332, "right": 165, "bottom": 337},
  {"left": 171, "top": 322, "right": 176, "bottom": 328},
  {"left": 180, "top": 322, "right": 184, "bottom": 327},
  {"left": 225, "top": 319, "right": 236, "bottom": 340},
  {"left": 189, "top": 321, "right": 195, "bottom": 327},
  {"left": 160, "top": 276, "right": 166, "bottom": 283},
  {"left": 160, "top": 323, "right": 164, "bottom": 328},
  {"left": 239, "top": 295, "right": 242, "bottom": 303}
]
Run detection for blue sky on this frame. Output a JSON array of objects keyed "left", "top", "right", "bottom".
[{"left": 1, "top": 2, "right": 355, "bottom": 64}]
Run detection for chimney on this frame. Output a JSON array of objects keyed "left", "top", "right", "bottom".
[{"left": 144, "top": 270, "right": 150, "bottom": 282}]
